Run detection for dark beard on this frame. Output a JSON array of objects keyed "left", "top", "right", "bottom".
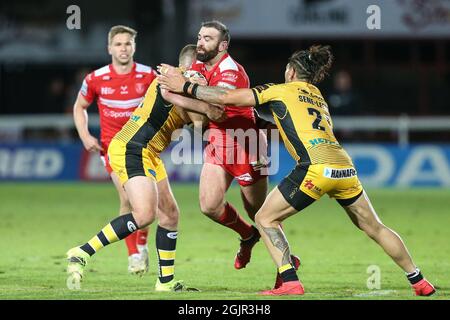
[{"left": 196, "top": 45, "right": 219, "bottom": 63}]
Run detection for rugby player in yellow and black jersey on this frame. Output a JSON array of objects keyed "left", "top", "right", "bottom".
[
  {"left": 157, "top": 45, "right": 435, "bottom": 296},
  {"left": 66, "top": 45, "right": 224, "bottom": 292}
]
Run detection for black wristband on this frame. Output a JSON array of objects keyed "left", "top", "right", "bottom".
[
  {"left": 183, "top": 81, "right": 192, "bottom": 95},
  {"left": 191, "top": 84, "right": 199, "bottom": 97}
]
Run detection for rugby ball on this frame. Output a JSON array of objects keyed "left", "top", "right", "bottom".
[{"left": 183, "top": 70, "right": 207, "bottom": 81}]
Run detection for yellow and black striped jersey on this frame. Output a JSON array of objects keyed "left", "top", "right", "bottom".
[
  {"left": 113, "top": 80, "right": 186, "bottom": 155},
  {"left": 252, "top": 81, "right": 353, "bottom": 166}
]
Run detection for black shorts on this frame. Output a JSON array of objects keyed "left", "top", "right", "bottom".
[{"left": 278, "top": 165, "right": 316, "bottom": 211}]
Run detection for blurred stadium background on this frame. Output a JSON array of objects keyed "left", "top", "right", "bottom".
[
  {"left": 1, "top": 0, "right": 449, "bottom": 184},
  {"left": 0, "top": 0, "right": 449, "bottom": 300}
]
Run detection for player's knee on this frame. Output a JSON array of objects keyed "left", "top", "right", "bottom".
[
  {"left": 158, "top": 205, "right": 180, "bottom": 229},
  {"left": 132, "top": 209, "right": 156, "bottom": 228},
  {"left": 199, "top": 200, "right": 223, "bottom": 218},
  {"left": 254, "top": 210, "right": 271, "bottom": 227},
  {"left": 348, "top": 206, "right": 371, "bottom": 229},
  {"left": 242, "top": 202, "right": 258, "bottom": 220},
  {"left": 167, "top": 203, "right": 180, "bottom": 219}
]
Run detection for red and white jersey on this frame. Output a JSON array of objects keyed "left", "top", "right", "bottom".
[
  {"left": 190, "top": 53, "right": 256, "bottom": 147},
  {"left": 79, "top": 62, "right": 157, "bottom": 151}
]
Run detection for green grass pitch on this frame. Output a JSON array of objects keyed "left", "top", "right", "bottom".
[{"left": 0, "top": 183, "right": 448, "bottom": 300}]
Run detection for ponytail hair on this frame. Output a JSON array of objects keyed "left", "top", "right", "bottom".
[{"left": 288, "top": 45, "right": 333, "bottom": 84}]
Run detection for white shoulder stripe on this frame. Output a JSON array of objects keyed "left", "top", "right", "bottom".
[
  {"left": 219, "top": 56, "right": 239, "bottom": 72},
  {"left": 94, "top": 65, "right": 110, "bottom": 77},
  {"left": 99, "top": 97, "right": 144, "bottom": 109},
  {"left": 136, "top": 63, "right": 152, "bottom": 73}
]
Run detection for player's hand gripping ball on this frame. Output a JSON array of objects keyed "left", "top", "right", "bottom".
[{"left": 183, "top": 70, "right": 207, "bottom": 85}]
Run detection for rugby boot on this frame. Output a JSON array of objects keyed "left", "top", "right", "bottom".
[
  {"left": 412, "top": 278, "right": 436, "bottom": 296},
  {"left": 260, "top": 280, "right": 305, "bottom": 296},
  {"left": 273, "top": 255, "right": 301, "bottom": 289},
  {"left": 234, "top": 226, "right": 260, "bottom": 269}
]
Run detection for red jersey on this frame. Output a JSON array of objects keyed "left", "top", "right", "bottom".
[
  {"left": 79, "top": 62, "right": 157, "bottom": 151},
  {"left": 190, "top": 53, "right": 256, "bottom": 147}
]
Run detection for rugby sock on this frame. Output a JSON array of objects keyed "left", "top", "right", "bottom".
[
  {"left": 124, "top": 232, "right": 139, "bottom": 256},
  {"left": 156, "top": 225, "right": 177, "bottom": 283},
  {"left": 216, "top": 202, "right": 254, "bottom": 240},
  {"left": 136, "top": 229, "right": 149, "bottom": 252},
  {"left": 80, "top": 213, "right": 139, "bottom": 256},
  {"left": 406, "top": 268, "right": 424, "bottom": 285},
  {"left": 279, "top": 264, "right": 299, "bottom": 283}
]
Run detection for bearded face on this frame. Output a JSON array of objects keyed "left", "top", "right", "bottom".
[
  {"left": 196, "top": 42, "right": 220, "bottom": 62},
  {"left": 196, "top": 27, "right": 225, "bottom": 63}
]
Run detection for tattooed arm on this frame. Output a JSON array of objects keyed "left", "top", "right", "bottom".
[
  {"left": 157, "top": 63, "right": 256, "bottom": 107},
  {"left": 161, "top": 88, "right": 226, "bottom": 122},
  {"left": 194, "top": 86, "right": 256, "bottom": 107}
]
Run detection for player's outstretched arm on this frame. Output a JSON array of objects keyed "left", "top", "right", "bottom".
[
  {"left": 195, "top": 86, "right": 255, "bottom": 107},
  {"left": 158, "top": 64, "right": 256, "bottom": 107},
  {"left": 161, "top": 88, "right": 226, "bottom": 123}
]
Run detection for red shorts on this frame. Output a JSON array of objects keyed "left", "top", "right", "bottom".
[
  {"left": 204, "top": 130, "right": 268, "bottom": 186},
  {"left": 100, "top": 150, "right": 113, "bottom": 174}
]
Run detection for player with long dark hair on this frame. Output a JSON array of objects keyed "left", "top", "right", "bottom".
[{"left": 157, "top": 45, "right": 436, "bottom": 296}]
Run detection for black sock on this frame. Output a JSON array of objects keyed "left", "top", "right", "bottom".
[
  {"left": 280, "top": 267, "right": 299, "bottom": 283},
  {"left": 80, "top": 213, "right": 138, "bottom": 256},
  {"left": 156, "top": 225, "right": 177, "bottom": 283},
  {"left": 406, "top": 268, "right": 424, "bottom": 285}
]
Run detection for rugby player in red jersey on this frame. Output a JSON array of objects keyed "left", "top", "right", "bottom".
[
  {"left": 185, "top": 21, "right": 299, "bottom": 283},
  {"left": 73, "top": 25, "right": 154, "bottom": 275}
]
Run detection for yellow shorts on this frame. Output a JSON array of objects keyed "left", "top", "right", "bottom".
[
  {"left": 108, "top": 138, "right": 168, "bottom": 185},
  {"left": 278, "top": 164, "right": 363, "bottom": 211}
]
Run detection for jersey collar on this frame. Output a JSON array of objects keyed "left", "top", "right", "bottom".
[
  {"left": 109, "top": 62, "right": 136, "bottom": 77},
  {"left": 200, "top": 52, "right": 229, "bottom": 81}
]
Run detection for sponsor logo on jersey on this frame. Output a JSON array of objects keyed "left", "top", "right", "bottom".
[
  {"left": 101, "top": 87, "right": 115, "bottom": 95},
  {"left": 303, "top": 179, "right": 315, "bottom": 190},
  {"left": 148, "top": 169, "right": 156, "bottom": 178},
  {"left": 236, "top": 173, "right": 253, "bottom": 182},
  {"left": 221, "top": 71, "right": 238, "bottom": 83},
  {"left": 127, "top": 221, "right": 137, "bottom": 232},
  {"left": 102, "top": 75, "right": 111, "bottom": 81},
  {"left": 311, "top": 185, "right": 322, "bottom": 195},
  {"left": 102, "top": 109, "right": 133, "bottom": 118},
  {"left": 131, "top": 115, "right": 141, "bottom": 122},
  {"left": 120, "top": 86, "right": 128, "bottom": 94},
  {"left": 309, "top": 138, "right": 340, "bottom": 147},
  {"left": 167, "top": 232, "right": 178, "bottom": 239},
  {"left": 135, "top": 74, "right": 143, "bottom": 79},
  {"left": 135, "top": 83, "right": 146, "bottom": 94},
  {"left": 323, "top": 167, "right": 357, "bottom": 179}
]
